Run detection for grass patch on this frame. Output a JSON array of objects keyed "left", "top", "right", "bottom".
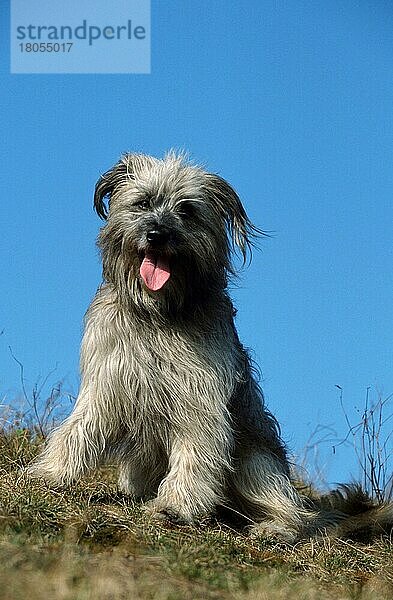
[{"left": 0, "top": 431, "right": 392, "bottom": 599}]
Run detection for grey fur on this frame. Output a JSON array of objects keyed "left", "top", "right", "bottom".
[{"left": 28, "top": 152, "right": 391, "bottom": 543}]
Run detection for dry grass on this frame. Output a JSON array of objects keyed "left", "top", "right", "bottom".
[{"left": 0, "top": 430, "right": 392, "bottom": 599}]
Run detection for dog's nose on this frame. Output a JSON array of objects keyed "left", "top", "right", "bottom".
[{"left": 146, "top": 228, "right": 170, "bottom": 246}]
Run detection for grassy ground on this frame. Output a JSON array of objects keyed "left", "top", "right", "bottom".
[{"left": 0, "top": 431, "right": 392, "bottom": 599}]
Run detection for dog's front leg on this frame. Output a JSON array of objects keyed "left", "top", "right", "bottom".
[
  {"left": 27, "top": 388, "right": 109, "bottom": 486},
  {"left": 147, "top": 428, "right": 232, "bottom": 523}
]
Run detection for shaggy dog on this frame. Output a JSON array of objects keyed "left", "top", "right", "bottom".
[{"left": 29, "top": 152, "right": 392, "bottom": 542}]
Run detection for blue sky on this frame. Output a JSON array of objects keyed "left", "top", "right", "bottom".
[{"left": 1, "top": 1, "right": 393, "bottom": 486}]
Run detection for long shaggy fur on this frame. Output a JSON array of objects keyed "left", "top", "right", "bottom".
[{"left": 28, "top": 152, "right": 393, "bottom": 543}]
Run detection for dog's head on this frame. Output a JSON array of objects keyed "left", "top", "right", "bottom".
[{"left": 94, "top": 152, "right": 260, "bottom": 315}]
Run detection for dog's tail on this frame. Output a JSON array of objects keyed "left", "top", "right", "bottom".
[{"left": 299, "top": 482, "right": 393, "bottom": 542}]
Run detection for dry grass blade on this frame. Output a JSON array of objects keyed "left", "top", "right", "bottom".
[{"left": 333, "top": 387, "right": 393, "bottom": 503}]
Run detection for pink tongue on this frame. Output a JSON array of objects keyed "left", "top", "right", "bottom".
[{"left": 140, "top": 254, "right": 171, "bottom": 291}]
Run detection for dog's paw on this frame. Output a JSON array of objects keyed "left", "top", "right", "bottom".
[
  {"left": 25, "top": 461, "right": 68, "bottom": 488},
  {"left": 143, "top": 499, "right": 196, "bottom": 525},
  {"left": 248, "top": 521, "right": 298, "bottom": 545},
  {"left": 24, "top": 462, "right": 47, "bottom": 480}
]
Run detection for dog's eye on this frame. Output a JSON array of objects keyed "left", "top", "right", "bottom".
[
  {"left": 177, "top": 201, "right": 195, "bottom": 219},
  {"left": 134, "top": 199, "right": 150, "bottom": 210}
]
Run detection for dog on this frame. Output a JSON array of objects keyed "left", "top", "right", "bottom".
[{"left": 28, "top": 152, "right": 393, "bottom": 542}]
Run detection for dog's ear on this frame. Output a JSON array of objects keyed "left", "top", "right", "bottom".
[
  {"left": 206, "top": 174, "right": 263, "bottom": 264},
  {"left": 94, "top": 153, "right": 158, "bottom": 219},
  {"left": 94, "top": 159, "right": 129, "bottom": 220}
]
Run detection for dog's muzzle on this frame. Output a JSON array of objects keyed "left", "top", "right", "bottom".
[{"left": 140, "top": 226, "right": 172, "bottom": 292}]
